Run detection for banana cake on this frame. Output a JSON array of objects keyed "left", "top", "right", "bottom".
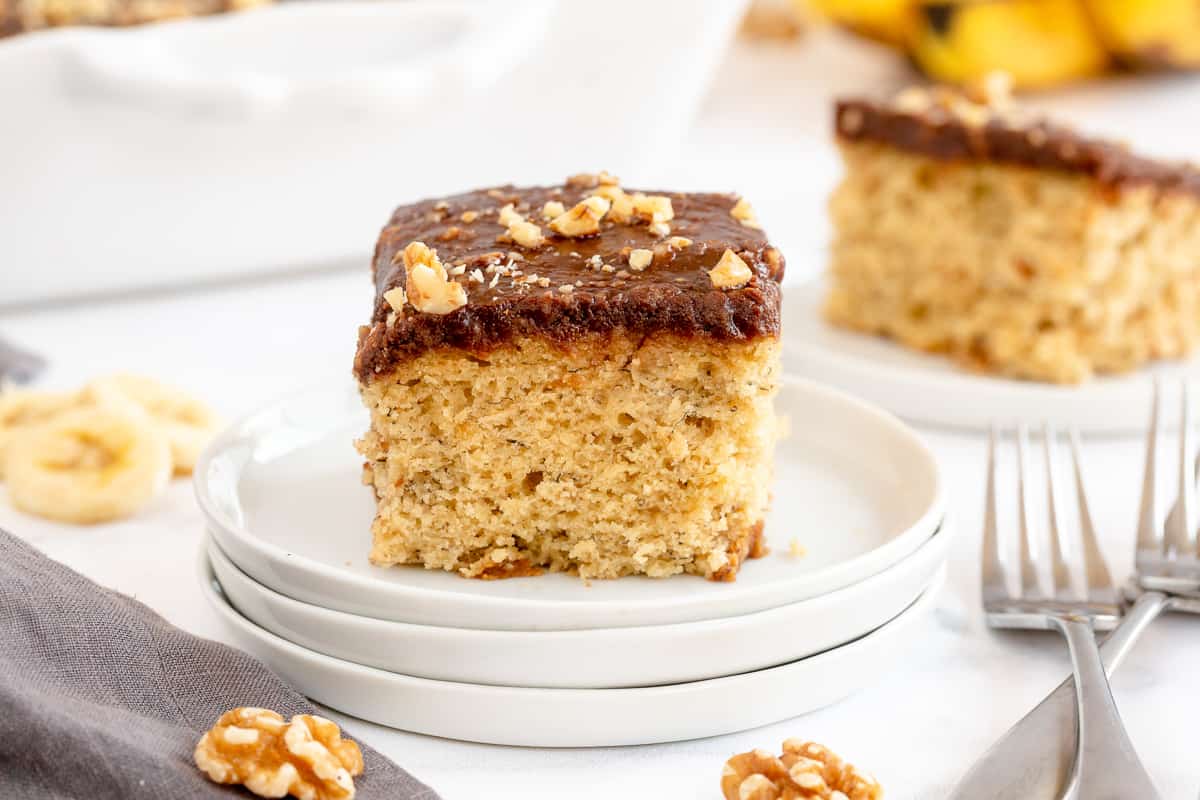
[
  {"left": 354, "top": 174, "right": 784, "bottom": 581},
  {"left": 827, "top": 85, "right": 1200, "bottom": 383}
]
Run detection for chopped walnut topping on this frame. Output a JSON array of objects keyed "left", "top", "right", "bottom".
[
  {"left": 731, "top": 198, "right": 762, "bottom": 229},
  {"left": 508, "top": 219, "right": 545, "bottom": 249},
  {"left": 721, "top": 740, "right": 881, "bottom": 800},
  {"left": 541, "top": 201, "right": 566, "bottom": 220},
  {"left": 536, "top": 277, "right": 551, "bottom": 288},
  {"left": 566, "top": 171, "right": 619, "bottom": 189},
  {"left": 600, "top": 264, "right": 616, "bottom": 273},
  {"left": 631, "top": 193, "right": 674, "bottom": 225},
  {"left": 892, "top": 83, "right": 1005, "bottom": 128},
  {"left": 648, "top": 221, "right": 671, "bottom": 238},
  {"left": 450, "top": 264, "right": 467, "bottom": 276},
  {"left": 587, "top": 255, "right": 604, "bottom": 269},
  {"left": 667, "top": 236, "right": 693, "bottom": 250},
  {"left": 195, "top": 708, "right": 364, "bottom": 800},
  {"left": 382, "top": 286, "right": 407, "bottom": 312},
  {"left": 709, "top": 249, "right": 753, "bottom": 289},
  {"left": 558, "top": 284, "right": 575, "bottom": 293},
  {"left": 468, "top": 268, "right": 485, "bottom": 284},
  {"left": 460, "top": 210, "right": 479, "bottom": 223},
  {"left": 628, "top": 249, "right": 653, "bottom": 271},
  {"left": 498, "top": 203, "right": 524, "bottom": 228},
  {"left": 549, "top": 196, "right": 610, "bottom": 238},
  {"left": 965, "top": 70, "right": 1014, "bottom": 109},
  {"left": 590, "top": 184, "right": 633, "bottom": 223},
  {"left": 400, "top": 241, "right": 467, "bottom": 314}
]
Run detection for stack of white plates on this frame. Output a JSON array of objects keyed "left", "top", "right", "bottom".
[{"left": 195, "top": 377, "right": 948, "bottom": 747}]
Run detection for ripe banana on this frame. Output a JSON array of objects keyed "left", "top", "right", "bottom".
[
  {"left": 0, "top": 389, "right": 80, "bottom": 480},
  {"left": 909, "top": 0, "right": 1109, "bottom": 89},
  {"left": 4, "top": 406, "right": 171, "bottom": 524},
  {"left": 1088, "top": 0, "right": 1200, "bottom": 69},
  {"left": 805, "top": 0, "right": 915, "bottom": 45},
  {"left": 85, "top": 374, "right": 220, "bottom": 475}
]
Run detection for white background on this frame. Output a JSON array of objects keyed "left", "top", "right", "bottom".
[{"left": 5, "top": 23, "right": 1200, "bottom": 800}]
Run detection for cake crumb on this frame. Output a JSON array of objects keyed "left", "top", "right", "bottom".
[{"left": 788, "top": 539, "right": 807, "bottom": 558}]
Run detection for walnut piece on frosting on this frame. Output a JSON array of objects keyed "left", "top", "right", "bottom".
[
  {"left": 632, "top": 192, "right": 674, "bottom": 225},
  {"left": 382, "top": 287, "right": 407, "bottom": 313},
  {"left": 731, "top": 197, "right": 762, "bottom": 229},
  {"left": 541, "top": 201, "right": 566, "bottom": 220},
  {"left": 628, "top": 249, "right": 653, "bottom": 271},
  {"left": 590, "top": 184, "right": 634, "bottom": 223},
  {"left": 549, "top": 196, "right": 611, "bottom": 238},
  {"left": 194, "top": 707, "right": 364, "bottom": 800},
  {"left": 509, "top": 220, "right": 545, "bottom": 249},
  {"left": 721, "top": 740, "right": 882, "bottom": 800},
  {"left": 709, "top": 249, "right": 752, "bottom": 289},
  {"left": 401, "top": 241, "right": 467, "bottom": 314}
]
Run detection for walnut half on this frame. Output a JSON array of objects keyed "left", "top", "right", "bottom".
[
  {"left": 721, "top": 740, "right": 882, "bottom": 800},
  {"left": 195, "top": 707, "right": 365, "bottom": 800}
]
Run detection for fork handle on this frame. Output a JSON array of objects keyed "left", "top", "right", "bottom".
[
  {"left": 947, "top": 591, "right": 1169, "bottom": 800},
  {"left": 1052, "top": 615, "right": 1162, "bottom": 800}
]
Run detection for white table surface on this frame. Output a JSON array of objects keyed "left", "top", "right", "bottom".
[{"left": 5, "top": 32, "right": 1200, "bottom": 800}]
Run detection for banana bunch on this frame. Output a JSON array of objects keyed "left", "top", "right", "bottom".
[
  {"left": 0, "top": 375, "right": 220, "bottom": 524},
  {"left": 803, "top": 0, "right": 1200, "bottom": 89}
]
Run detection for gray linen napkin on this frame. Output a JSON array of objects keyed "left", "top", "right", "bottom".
[{"left": 0, "top": 530, "right": 440, "bottom": 800}]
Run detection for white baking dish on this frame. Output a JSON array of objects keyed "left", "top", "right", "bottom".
[{"left": 0, "top": 0, "right": 750, "bottom": 306}]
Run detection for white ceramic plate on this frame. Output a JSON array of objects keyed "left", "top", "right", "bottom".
[
  {"left": 205, "top": 519, "right": 950, "bottom": 689},
  {"left": 783, "top": 280, "right": 1189, "bottom": 434},
  {"left": 198, "top": 553, "right": 944, "bottom": 747},
  {"left": 196, "top": 377, "right": 943, "bottom": 631}
]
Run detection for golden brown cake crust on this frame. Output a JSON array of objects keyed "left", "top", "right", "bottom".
[
  {"left": 354, "top": 180, "right": 784, "bottom": 381},
  {"left": 835, "top": 98, "right": 1200, "bottom": 196}
]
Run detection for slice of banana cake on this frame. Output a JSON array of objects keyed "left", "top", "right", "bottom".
[
  {"left": 354, "top": 173, "right": 784, "bottom": 581},
  {"left": 827, "top": 85, "right": 1200, "bottom": 383}
]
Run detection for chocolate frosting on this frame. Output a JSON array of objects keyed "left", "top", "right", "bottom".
[
  {"left": 835, "top": 98, "right": 1200, "bottom": 196},
  {"left": 354, "top": 183, "right": 784, "bottom": 381}
]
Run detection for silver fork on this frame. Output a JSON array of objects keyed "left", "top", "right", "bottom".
[
  {"left": 982, "top": 423, "right": 1160, "bottom": 800},
  {"left": 1137, "top": 381, "right": 1200, "bottom": 596}
]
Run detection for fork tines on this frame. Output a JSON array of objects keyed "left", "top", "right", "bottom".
[
  {"left": 984, "top": 423, "right": 1119, "bottom": 624},
  {"left": 1136, "top": 381, "right": 1200, "bottom": 590}
]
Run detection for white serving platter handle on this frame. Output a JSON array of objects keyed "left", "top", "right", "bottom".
[{"left": 58, "top": 0, "right": 555, "bottom": 116}]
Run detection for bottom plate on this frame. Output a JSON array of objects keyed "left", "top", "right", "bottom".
[
  {"left": 206, "top": 522, "right": 949, "bottom": 688},
  {"left": 198, "top": 552, "right": 944, "bottom": 747}
]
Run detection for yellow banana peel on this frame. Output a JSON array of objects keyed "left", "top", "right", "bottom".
[{"left": 805, "top": 0, "right": 1200, "bottom": 89}]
